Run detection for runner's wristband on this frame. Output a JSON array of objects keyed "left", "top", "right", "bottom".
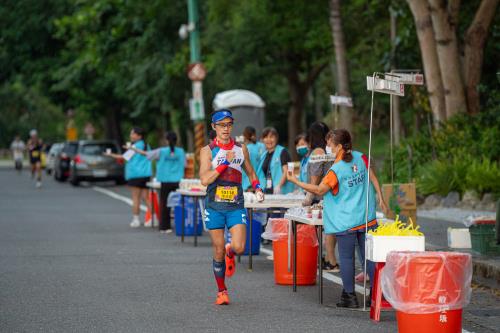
[
  {"left": 251, "top": 180, "right": 261, "bottom": 190},
  {"left": 215, "top": 160, "right": 230, "bottom": 174}
]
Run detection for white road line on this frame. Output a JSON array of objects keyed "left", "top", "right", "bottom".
[
  {"left": 93, "top": 186, "right": 147, "bottom": 212},
  {"left": 91, "top": 188, "right": 476, "bottom": 333}
]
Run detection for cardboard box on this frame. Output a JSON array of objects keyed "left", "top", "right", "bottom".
[{"left": 382, "top": 183, "right": 417, "bottom": 210}]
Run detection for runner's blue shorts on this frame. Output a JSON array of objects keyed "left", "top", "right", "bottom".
[{"left": 204, "top": 208, "right": 247, "bottom": 230}]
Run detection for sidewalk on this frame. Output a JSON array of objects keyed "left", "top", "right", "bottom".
[{"left": 417, "top": 208, "right": 499, "bottom": 291}]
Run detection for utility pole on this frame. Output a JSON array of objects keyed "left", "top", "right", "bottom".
[{"left": 185, "top": 0, "right": 206, "bottom": 170}]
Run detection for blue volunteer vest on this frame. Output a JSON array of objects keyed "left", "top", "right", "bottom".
[
  {"left": 323, "top": 151, "right": 376, "bottom": 234},
  {"left": 299, "top": 155, "right": 309, "bottom": 183},
  {"left": 125, "top": 140, "right": 152, "bottom": 180},
  {"left": 242, "top": 141, "right": 265, "bottom": 190},
  {"left": 257, "top": 145, "right": 294, "bottom": 194},
  {"left": 156, "top": 147, "right": 185, "bottom": 183}
]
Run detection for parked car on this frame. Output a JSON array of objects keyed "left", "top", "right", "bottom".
[
  {"left": 68, "top": 140, "right": 125, "bottom": 186},
  {"left": 54, "top": 141, "right": 78, "bottom": 181},
  {"left": 46, "top": 143, "right": 64, "bottom": 175}
]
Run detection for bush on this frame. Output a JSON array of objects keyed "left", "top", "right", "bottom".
[{"left": 386, "top": 108, "right": 500, "bottom": 198}]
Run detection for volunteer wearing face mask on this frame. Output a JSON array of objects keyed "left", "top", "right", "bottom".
[
  {"left": 287, "top": 129, "right": 387, "bottom": 308},
  {"left": 241, "top": 126, "right": 266, "bottom": 191},
  {"left": 257, "top": 127, "right": 294, "bottom": 195},
  {"left": 303, "top": 121, "right": 340, "bottom": 272},
  {"left": 295, "top": 133, "right": 309, "bottom": 183}
]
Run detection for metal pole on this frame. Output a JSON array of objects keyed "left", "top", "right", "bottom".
[{"left": 363, "top": 73, "right": 377, "bottom": 310}]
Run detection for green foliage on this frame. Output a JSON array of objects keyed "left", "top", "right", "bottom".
[
  {"left": 416, "top": 157, "right": 470, "bottom": 196},
  {"left": 465, "top": 159, "right": 500, "bottom": 197}
]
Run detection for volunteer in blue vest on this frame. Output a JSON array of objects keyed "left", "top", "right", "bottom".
[
  {"left": 105, "top": 127, "right": 152, "bottom": 228},
  {"left": 257, "top": 127, "right": 294, "bottom": 195},
  {"left": 200, "top": 109, "right": 264, "bottom": 305},
  {"left": 287, "top": 129, "right": 387, "bottom": 308},
  {"left": 130, "top": 131, "right": 185, "bottom": 233},
  {"left": 241, "top": 126, "right": 266, "bottom": 192},
  {"left": 295, "top": 133, "right": 309, "bottom": 184}
]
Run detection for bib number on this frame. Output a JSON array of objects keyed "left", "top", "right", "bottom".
[
  {"left": 215, "top": 186, "right": 238, "bottom": 203},
  {"left": 31, "top": 151, "right": 40, "bottom": 158}
]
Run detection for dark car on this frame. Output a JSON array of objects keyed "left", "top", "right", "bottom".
[
  {"left": 68, "top": 140, "right": 125, "bottom": 186},
  {"left": 54, "top": 141, "right": 78, "bottom": 181}
]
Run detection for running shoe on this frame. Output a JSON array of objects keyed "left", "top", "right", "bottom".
[
  {"left": 36, "top": 181, "right": 42, "bottom": 188},
  {"left": 130, "top": 219, "right": 141, "bottom": 228},
  {"left": 144, "top": 219, "right": 152, "bottom": 228},
  {"left": 215, "top": 290, "right": 230, "bottom": 305},
  {"left": 225, "top": 243, "right": 236, "bottom": 278}
]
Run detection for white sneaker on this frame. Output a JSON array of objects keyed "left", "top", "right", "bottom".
[
  {"left": 160, "top": 229, "right": 173, "bottom": 234},
  {"left": 144, "top": 219, "right": 152, "bottom": 228},
  {"left": 36, "top": 181, "right": 42, "bottom": 188},
  {"left": 130, "top": 219, "right": 141, "bottom": 228},
  {"left": 153, "top": 220, "right": 159, "bottom": 227}
]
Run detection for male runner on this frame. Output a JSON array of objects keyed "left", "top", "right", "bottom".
[
  {"left": 199, "top": 109, "right": 264, "bottom": 305},
  {"left": 27, "top": 129, "right": 43, "bottom": 188}
]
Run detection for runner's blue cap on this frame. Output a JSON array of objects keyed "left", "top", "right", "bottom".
[{"left": 212, "top": 109, "right": 234, "bottom": 123}]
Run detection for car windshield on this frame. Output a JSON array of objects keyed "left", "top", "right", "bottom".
[
  {"left": 81, "top": 143, "right": 118, "bottom": 155},
  {"left": 63, "top": 143, "right": 78, "bottom": 155}
]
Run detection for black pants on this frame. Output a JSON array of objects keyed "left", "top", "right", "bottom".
[{"left": 160, "top": 182, "right": 179, "bottom": 231}]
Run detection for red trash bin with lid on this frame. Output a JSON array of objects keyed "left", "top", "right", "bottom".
[{"left": 381, "top": 251, "right": 472, "bottom": 333}]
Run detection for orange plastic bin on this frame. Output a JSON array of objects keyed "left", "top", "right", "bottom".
[
  {"left": 381, "top": 252, "right": 472, "bottom": 333},
  {"left": 270, "top": 219, "right": 318, "bottom": 285}
]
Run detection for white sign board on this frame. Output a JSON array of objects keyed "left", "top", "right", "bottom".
[
  {"left": 189, "top": 98, "right": 205, "bottom": 121},
  {"left": 330, "top": 95, "right": 353, "bottom": 107},
  {"left": 366, "top": 76, "right": 404, "bottom": 96},
  {"left": 387, "top": 73, "right": 424, "bottom": 86}
]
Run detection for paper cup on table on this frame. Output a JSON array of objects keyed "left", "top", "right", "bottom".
[{"left": 287, "top": 162, "right": 294, "bottom": 174}]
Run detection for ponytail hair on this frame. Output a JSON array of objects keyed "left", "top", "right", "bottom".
[
  {"left": 331, "top": 129, "right": 353, "bottom": 163},
  {"left": 243, "top": 126, "right": 257, "bottom": 144},
  {"left": 165, "top": 131, "right": 177, "bottom": 154}
]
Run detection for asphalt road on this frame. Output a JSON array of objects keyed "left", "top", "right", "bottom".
[{"left": 1, "top": 168, "right": 498, "bottom": 332}]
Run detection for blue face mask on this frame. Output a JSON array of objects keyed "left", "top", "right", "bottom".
[{"left": 296, "top": 146, "right": 308, "bottom": 157}]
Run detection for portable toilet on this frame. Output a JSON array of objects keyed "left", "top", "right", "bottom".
[{"left": 212, "top": 89, "right": 265, "bottom": 137}]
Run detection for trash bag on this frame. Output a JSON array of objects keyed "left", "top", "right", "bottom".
[
  {"left": 261, "top": 218, "right": 318, "bottom": 246},
  {"left": 381, "top": 251, "right": 472, "bottom": 314}
]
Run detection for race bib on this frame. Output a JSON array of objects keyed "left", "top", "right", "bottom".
[
  {"left": 215, "top": 186, "right": 238, "bottom": 203},
  {"left": 31, "top": 151, "right": 40, "bottom": 158}
]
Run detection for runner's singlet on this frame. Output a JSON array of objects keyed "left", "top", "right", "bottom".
[{"left": 206, "top": 139, "right": 245, "bottom": 211}]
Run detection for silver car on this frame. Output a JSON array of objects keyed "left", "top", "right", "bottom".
[
  {"left": 68, "top": 140, "right": 125, "bottom": 186},
  {"left": 46, "top": 143, "right": 64, "bottom": 175}
]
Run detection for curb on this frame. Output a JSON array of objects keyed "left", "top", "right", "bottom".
[{"left": 472, "top": 258, "right": 500, "bottom": 291}]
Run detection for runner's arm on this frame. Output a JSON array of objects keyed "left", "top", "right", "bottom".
[
  {"left": 200, "top": 146, "right": 224, "bottom": 186},
  {"left": 242, "top": 145, "right": 263, "bottom": 191}
]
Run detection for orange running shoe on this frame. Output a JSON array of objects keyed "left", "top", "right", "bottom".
[
  {"left": 215, "top": 290, "right": 230, "bottom": 305},
  {"left": 225, "top": 243, "right": 236, "bottom": 277}
]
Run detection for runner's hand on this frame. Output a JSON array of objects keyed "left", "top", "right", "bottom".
[
  {"left": 256, "top": 189, "right": 265, "bottom": 202},
  {"left": 225, "top": 150, "right": 235, "bottom": 163}
]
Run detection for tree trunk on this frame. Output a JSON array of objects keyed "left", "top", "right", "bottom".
[
  {"left": 329, "top": 0, "right": 352, "bottom": 132},
  {"left": 406, "top": 0, "right": 446, "bottom": 125},
  {"left": 428, "top": 0, "right": 467, "bottom": 117},
  {"left": 464, "top": 0, "right": 499, "bottom": 114},
  {"left": 287, "top": 75, "right": 306, "bottom": 160},
  {"left": 104, "top": 108, "right": 123, "bottom": 144}
]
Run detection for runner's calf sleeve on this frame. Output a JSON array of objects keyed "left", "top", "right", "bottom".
[{"left": 213, "top": 260, "right": 226, "bottom": 292}]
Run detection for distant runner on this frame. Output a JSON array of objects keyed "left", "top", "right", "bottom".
[{"left": 27, "top": 130, "right": 43, "bottom": 188}]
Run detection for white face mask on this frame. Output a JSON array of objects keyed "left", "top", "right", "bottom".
[{"left": 325, "top": 146, "right": 333, "bottom": 155}]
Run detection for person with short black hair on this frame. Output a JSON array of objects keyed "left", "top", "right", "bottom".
[{"left": 257, "top": 127, "right": 294, "bottom": 194}]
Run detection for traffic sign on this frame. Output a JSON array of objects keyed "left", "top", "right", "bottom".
[
  {"left": 367, "top": 76, "right": 404, "bottom": 96},
  {"left": 189, "top": 98, "right": 205, "bottom": 121},
  {"left": 330, "top": 95, "right": 353, "bottom": 107},
  {"left": 387, "top": 73, "right": 424, "bottom": 86},
  {"left": 187, "top": 62, "right": 207, "bottom": 81}
]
